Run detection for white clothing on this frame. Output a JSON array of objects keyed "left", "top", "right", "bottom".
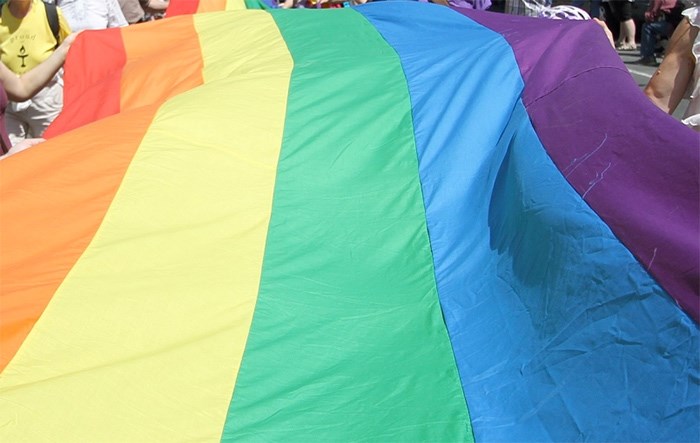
[
  {"left": 6, "top": 74, "right": 63, "bottom": 143},
  {"left": 682, "top": 6, "right": 700, "bottom": 131},
  {"left": 56, "top": 0, "right": 128, "bottom": 31},
  {"left": 505, "top": 0, "right": 550, "bottom": 16}
]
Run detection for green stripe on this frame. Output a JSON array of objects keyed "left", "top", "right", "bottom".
[
  {"left": 243, "top": 0, "right": 267, "bottom": 9},
  {"left": 222, "top": 10, "right": 472, "bottom": 442}
]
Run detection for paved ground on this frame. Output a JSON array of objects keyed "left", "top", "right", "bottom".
[{"left": 616, "top": 46, "right": 690, "bottom": 120}]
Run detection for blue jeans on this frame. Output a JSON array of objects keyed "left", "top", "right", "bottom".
[{"left": 640, "top": 20, "right": 673, "bottom": 58}]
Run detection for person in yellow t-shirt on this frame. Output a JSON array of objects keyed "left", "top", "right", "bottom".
[{"left": 0, "top": 0, "right": 71, "bottom": 143}]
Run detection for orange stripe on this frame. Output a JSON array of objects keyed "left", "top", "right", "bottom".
[
  {"left": 197, "top": 0, "right": 226, "bottom": 13},
  {"left": 0, "top": 107, "right": 157, "bottom": 371},
  {"left": 0, "top": 17, "right": 206, "bottom": 373},
  {"left": 120, "top": 16, "right": 204, "bottom": 112}
]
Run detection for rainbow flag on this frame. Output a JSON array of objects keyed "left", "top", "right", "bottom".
[
  {"left": 1, "top": 4, "right": 698, "bottom": 442},
  {"left": 167, "top": 0, "right": 272, "bottom": 14}
]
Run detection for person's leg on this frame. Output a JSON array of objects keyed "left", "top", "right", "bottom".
[
  {"left": 619, "top": 19, "right": 636, "bottom": 47},
  {"left": 589, "top": 0, "right": 600, "bottom": 19},
  {"left": 638, "top": 20, "right": 669, "bottom": 65},
  {"left": 640, "top": 21, "right": 657, "bottom": 58},
  {"left": 617, "top": 1, "right": 636, "bottom": 48},
  {"left": 602, "top": 2, "right": 620, "bottom": 44},
  {"left": 6, "top": 102, "right": 29, "bottom": 146}
]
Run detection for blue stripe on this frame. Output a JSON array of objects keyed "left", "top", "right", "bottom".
[{"left": 358, "top": 3, "right": 699, "bottom": 441}]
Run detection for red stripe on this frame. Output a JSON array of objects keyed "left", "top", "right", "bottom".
[
  {"left": 166, "top": 0, "right": 200, "bottom": 16},
  {"left": 44, "top": 28, "right": 126, "bottom": 138}
]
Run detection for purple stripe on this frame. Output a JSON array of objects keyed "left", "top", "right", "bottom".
[{"left": 454, "top": 9, "right": 700, "bottom": 322}]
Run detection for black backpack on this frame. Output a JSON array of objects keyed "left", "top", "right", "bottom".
[{"left": 0, "top": 1, "right": 61, "bottom": 48}]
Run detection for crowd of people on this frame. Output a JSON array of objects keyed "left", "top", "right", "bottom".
[
  {"left": 0, "top": 0, "right": 697, "bottom": 158},
  {"left": 0, "top": 0, "right": 170, "bottom": 157}
]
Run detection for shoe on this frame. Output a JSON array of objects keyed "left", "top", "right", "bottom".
[
  {"left": 615, "top": 42, "right": 638, "bottom": 51},
  {"left": 636, "top": 56, "right": 659, "bottom": 67}
]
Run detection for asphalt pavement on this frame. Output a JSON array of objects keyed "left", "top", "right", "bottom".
[{"left": 616, "top": 46, "right": 690, "bottom": 120}]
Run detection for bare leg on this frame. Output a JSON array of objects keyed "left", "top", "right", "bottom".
[{"left": 619, "top": 18, "right": 636, "bottom": 48}]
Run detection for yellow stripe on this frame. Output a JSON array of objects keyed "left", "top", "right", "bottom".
[
  {"left": 0, "top": 11, "right": 292, "bottom": 442},
  {"left": 226, "top": 0, "right": 247, "bottom": 10}
]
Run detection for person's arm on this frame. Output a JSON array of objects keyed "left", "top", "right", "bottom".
[
  {"left": 645, "top": 0, "right": 662, "bottom": 22},
  {"left": 644, "top": 17, "right": 698, "bottom": 114},
  {"left": 593, "top": 18, "right": 615, "bottom": 48},
  {"left": 0, "top": 32, "right": 78, "bottom": 102}
]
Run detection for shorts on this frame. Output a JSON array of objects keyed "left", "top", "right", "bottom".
[
  {"left": 608, "top": 0, "right": 633, "bottom": 21},
  {"left": 6, "top": 74, "right": 64, "bottom": 144}
]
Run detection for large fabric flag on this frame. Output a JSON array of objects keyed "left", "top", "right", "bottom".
[
  {"left": 0, "top": 3, "right": 698, "bottom": 442},
  {"left": 166, "top": 0, "right": 272, "bottom": 14}
]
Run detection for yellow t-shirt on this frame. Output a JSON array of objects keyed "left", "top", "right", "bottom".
[{"left": 0, "top": 0, "right": 72, "bottom": 74}]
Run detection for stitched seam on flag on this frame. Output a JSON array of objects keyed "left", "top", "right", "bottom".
[
  {"left": 521, "top": 66, "right": 694, "bottom": 321},
  {"left": 523, "top": 66, "right": 631, "bottom": 108},
  {"left": 353, "top": 7, "right": 475, "bottom": 441}
]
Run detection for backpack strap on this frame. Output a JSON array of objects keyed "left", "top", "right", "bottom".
[{"left": 43, "top": 1, "right": 60, "bottom": 49}]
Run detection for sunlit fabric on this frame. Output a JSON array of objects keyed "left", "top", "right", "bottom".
[{"left": 0, "top": 4, "right": 697, "bottom": 442}]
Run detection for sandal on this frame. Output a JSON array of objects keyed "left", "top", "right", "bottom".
[{"left": 615, "top": 42, "right": 638, "bottom": 51}]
